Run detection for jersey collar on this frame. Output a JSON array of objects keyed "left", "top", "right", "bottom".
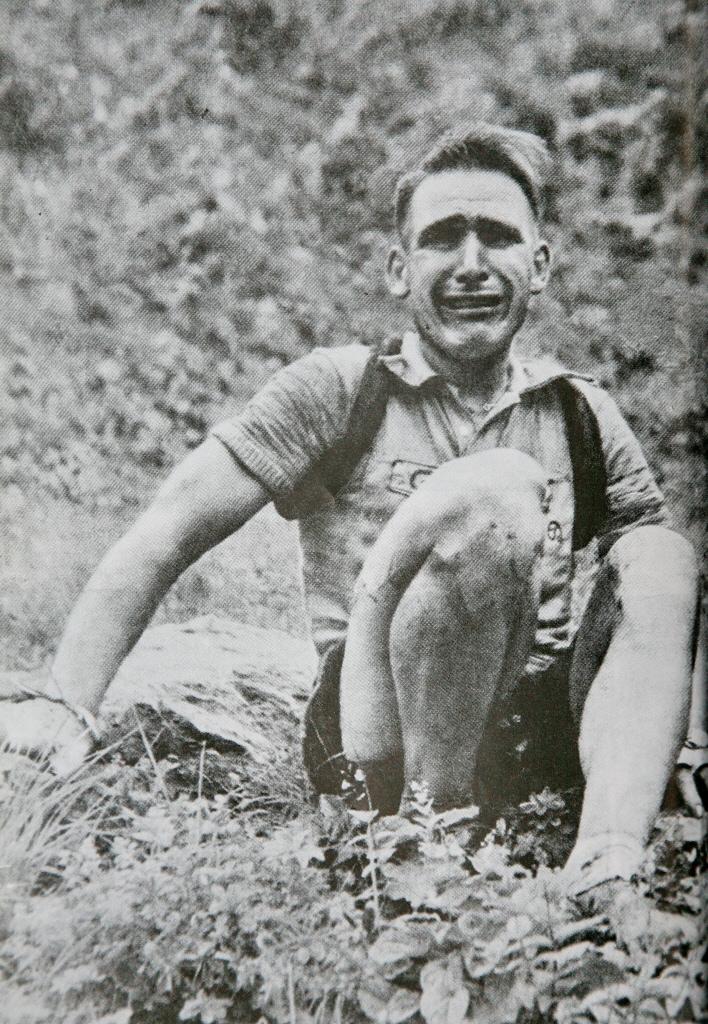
[{"left": 380, "top": 331, "right": 594, "bottom": 401}]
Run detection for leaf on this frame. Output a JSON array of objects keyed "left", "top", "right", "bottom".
[
  {"left": 382, "top": 861, "right": 436, "bottom": 909},
  {"left": 359, "top": 978, "right": 392, "bottom": 1022},
  {"left": 369, "top": 928, "right": 431, "bottom": 965},
  {"left": 318, "top": 793, "right": 349, "bottom": 821},
  {"left": 610, "top": 894, "right": 699, "bottom": 951},
  {"left": 375, "top": 818, "right": 423, "bottom": 849},
  {"left": 420, "top": 956, "right": 469, "bottom": 1024},
  {"left": 349, "top": 809, "right": 379, "bottom": 825},
  {"left": 263, "top": 825, "right": 325, "bottom": 868},
  {"left": 428, "top": 880, "right": 472, "bottom": 914},
  {"left": 358, "top": 978, "right": 420, "bottom": 1023},
  {"left": 470, "top": 842, "right": 509, "bottom": 877},
  {"left": 505, "top": 914, "right": 533, "bottom": 941},
  {"left": 596, "top": 942, "right": 632, "bottom": 971},
  {"left": 647, "top": 962, "right": 698, "bottom": 1018},
  {"left": 552, "top": 914, "right": 608, "bottom": 945},
  {"left": 385, "top": 989, "right": 421, "bottom": 1023},
  {"left": 637, "top": 997, "right": 669, "bottom": 1019},
  {"left": 472, "top": 971, "right": 537, "bottom": 1024},
  {"left": 577, "top": 982, "right": 635, "bottom": 1020},
  {"left": 92, "top": 1012, "right": 132, "bottom": 1024},
  {"left": 385, "top": 853, "right": 470, "bottom": 909},
  {"left": 553, "top": 948, "right": 626, "bottom": 999},
  {"left": 511, "top": 978, "right": 538, "bottom": 1012},
  {"left": 51, "top": 964, "right": 99, "bottom": 994},
  {"left": 534, "top": 940, "right": 596, "bottom": 973},
  {"left": 463, "top": 935, "right": 510, "bottom": 980},
  {"left": 179, "top": 993, "right": 230, "bottom": 1023},
  {"left": 132, "top": 807, "right": 176, "bottom": 848},
  {"left": 432, "top": 805, "right": 480, "bottom": 829}
]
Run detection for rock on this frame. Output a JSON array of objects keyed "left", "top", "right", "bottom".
[
  {"left": 104, "top": 616, "right": 316, "bottom": 763},
  {"left": 0, "top": 617, "right": 318, "bottom": 767}
]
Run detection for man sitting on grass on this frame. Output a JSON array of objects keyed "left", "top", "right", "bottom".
[{"left": 3, "top": 123, "right": 704, "bottom": 904}]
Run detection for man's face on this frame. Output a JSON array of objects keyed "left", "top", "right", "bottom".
[{"left": 388, "top": 168, "right": 550, "bottom": 367}]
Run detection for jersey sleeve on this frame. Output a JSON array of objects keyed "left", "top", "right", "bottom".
[
  {"left": 210, "top": 345, "right": 369, "bottom": 499},
  {"left": 573, "top": 380, "right": 670, "bottom": 550}
]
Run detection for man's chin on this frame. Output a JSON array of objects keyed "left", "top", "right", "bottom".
[{"left": 434, "top": 325, "right": 512, "bottom": 363}]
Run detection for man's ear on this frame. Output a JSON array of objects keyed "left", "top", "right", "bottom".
[
  {"left": 530, "top": 240, "right": 551, "bottom": 295},
  {"left": 386, "top": 246, "right": 410, "bottom": 298}
]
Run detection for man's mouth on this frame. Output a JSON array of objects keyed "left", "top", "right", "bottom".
[{"left": 437, "top": 291, "right": 506, "bottom": 320}]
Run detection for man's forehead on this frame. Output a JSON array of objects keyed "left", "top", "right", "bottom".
[{"left": 408, "top": 168, "right": 535, "bottom": 233}]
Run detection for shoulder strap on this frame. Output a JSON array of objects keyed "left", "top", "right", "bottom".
[
  {"left": 553, "top": 377, "right": 608, "bottom": 550},
  {"left": 318, "top": 351, "right": 608, "bottom": 548},
  {"left": 319, "top": 336, "right": 402, "bottom": 498}
]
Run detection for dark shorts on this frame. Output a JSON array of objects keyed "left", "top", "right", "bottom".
[{"left": 301, "top": 638, "right": 584, "bottom": 813}]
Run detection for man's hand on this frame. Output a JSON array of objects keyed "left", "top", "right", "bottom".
[
  {"left": 0, "top": 691, "right": 94, "bottom": 776},
  {"left": 675, "top": 730, "right": 708, "bottom": 818}
]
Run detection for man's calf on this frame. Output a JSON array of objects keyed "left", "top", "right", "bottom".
[{"left": 340, "top": 448, "right": 547, "bottom": 811}]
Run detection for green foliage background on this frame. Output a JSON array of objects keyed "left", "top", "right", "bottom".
[{"left": 0, "top": 0, "right": 704, "bottom": 670}]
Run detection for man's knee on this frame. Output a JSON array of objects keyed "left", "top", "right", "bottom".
[
  {"left": 421, "top": 449, "right": 547, "bottom": 579},
  {"left": 570, "top": 526, "right": 699, "bottom": 721},
  {"left": 607, "top": 526, "right": 699, "bottom": 604},
  {"left": 424, "top": 448, "right": 546, "bottom": 507}
]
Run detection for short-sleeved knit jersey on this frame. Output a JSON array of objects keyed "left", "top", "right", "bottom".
[{"left": 211, "top": 332, "right": 667, "bottom": 663}]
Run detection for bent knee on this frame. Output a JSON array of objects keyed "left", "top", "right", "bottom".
[
  {"left": 425, "top": 448, "right": 546, "bottom": 503},
  {"left": 432, "top": 448, "right": 540, "bottom": 536},
  {"left": 357, "top": 449, "right": 547, "bottom": 596},
  {"left": 419, "top": 449, "right": 545, "bottom": 527},
  {"left": 421, "top": 450, "right": 546, "bottom": 568}
]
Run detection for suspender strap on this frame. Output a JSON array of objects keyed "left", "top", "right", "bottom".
[
  {"left": 553, "top": 377, "right": 608, "bottom": 550},
  {"left": 316, "top": 351, "right": 392, "bottom": 498}
]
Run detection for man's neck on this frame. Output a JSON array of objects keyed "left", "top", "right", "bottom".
[{"left": 417, "top": 336, "right": 513, "bottom": 405}]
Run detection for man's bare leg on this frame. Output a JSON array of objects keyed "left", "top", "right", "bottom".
[
  {"left": 560, "top": 525, "right": 699, "bottom": 895},
  {"left": 340, "top": 449, "right": 547, "bottom": 812}
]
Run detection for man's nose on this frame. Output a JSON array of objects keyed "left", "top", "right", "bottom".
[{"left": 455, "top": 234, "right": 488, "bottom": 281}]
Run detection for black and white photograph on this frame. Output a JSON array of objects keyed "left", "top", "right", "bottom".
[{"left": 0, "top": 1, "right": 705, "bottom": 1021}]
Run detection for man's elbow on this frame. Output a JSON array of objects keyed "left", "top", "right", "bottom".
[{"left": 127, "top": 490, "right": 209, "bottom": 584}]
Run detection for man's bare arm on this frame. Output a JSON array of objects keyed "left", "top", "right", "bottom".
[{"left": 48, "top": 437, "right": 269, "bottom": 714}]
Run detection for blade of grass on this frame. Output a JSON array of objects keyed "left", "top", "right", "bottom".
[{"left": 131, "top": 708, "right": 170, "bottom": 801}]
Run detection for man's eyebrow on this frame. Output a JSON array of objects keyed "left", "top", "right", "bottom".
[
  {"left": 475, "top": 215, "right": 524, "bottom": 241},
  {"left": 415, "top": 214, "right": 467, "bottom": 247},
  {"left": 415, "top": 213, "right": 524, "bottom": 247}
]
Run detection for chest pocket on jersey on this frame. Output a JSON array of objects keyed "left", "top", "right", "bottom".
[{"left": 388, "top": 459, "right": 437, "bottom": 496}]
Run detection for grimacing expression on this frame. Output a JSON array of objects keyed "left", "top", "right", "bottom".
[{"left": 387, "top": 168, "right": 551, "bottom": 365}]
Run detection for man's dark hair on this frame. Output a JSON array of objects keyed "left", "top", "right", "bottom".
[{"left": 394, "top": 123, "right": 551, "bottom": 242}]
